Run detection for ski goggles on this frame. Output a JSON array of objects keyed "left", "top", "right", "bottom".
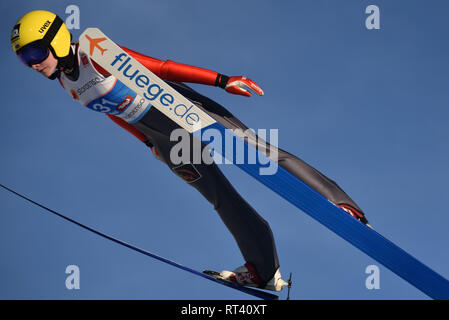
[
  {"left": 17, "top": 42, "right": 50, "bottom": 67},
  {"left": 16, "top": 15, "right": 64, "bottom": 67}
]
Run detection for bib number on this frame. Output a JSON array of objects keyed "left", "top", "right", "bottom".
[{"left": 91, "top": 98, "right": 120, "bottom": 115}]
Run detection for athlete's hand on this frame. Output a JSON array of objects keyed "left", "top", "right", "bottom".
[{"left": 224, "top": 76, "right": 264, "bottom": 97}]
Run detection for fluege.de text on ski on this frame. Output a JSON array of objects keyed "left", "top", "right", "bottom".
[{"left": 111, "top": 53, "right": 202, "bottom": 128}]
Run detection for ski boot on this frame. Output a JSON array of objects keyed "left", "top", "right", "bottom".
[
  {"left": 219, "top": 262, "right": 288, "bottom": 292},
  {"left": 338, "top": 204, "right": 373, "bottom": 229}
]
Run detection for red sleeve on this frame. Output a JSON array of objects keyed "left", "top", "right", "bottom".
[
  {"left": 106, "top": 114, "right": 148, "bottom": 143},
  {"left": 91, "top": 59, "right": 110, "bottom": 76},
  {"left": 91, "top": 46, "right": 220, "bottom": 84},
  {"left": 120, "top": 46, "right": 219, "bottom": 86}
]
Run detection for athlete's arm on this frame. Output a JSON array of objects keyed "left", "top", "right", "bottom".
[
  {"left": 121, "top": 46, "right": 264, "bottom": 97},
  {"left": 90, "top": 46, "right": 263, "bottom": 97},
  {"left": 94, "top": 46, "right": 264, "bottom": 148}
]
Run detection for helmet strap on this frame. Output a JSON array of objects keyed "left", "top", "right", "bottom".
[
  {"left": 40, "top": 15, "right": 65, "bottom": 80},
  {"left": 41, "top": 15, "right": 63, "bottom": 50},
  {"left": 48, "top": 44, "right": 78, "bottom": 81},
  {"left": 48, "top": 69, "right": 60, "bottom": 80}
]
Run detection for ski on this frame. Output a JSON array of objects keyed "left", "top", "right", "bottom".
[
  {"left": 79, "top": 28, "right": 449, "bottom": 299},
  {"left": 0, "top": 183, "right": 278, "bottom": 300}
]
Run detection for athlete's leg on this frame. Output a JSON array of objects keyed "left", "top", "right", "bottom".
[
  {"left": 133, "top": 107, "right": 279, "bottom": 283},
  {"left": 167, "top": 81, "right": 369, "bottom": 224}
]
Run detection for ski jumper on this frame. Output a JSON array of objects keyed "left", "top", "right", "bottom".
[{"left": 58, "top": 43, "right": 366, "bottom": 284}]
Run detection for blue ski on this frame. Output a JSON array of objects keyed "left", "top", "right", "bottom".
[{"left": 198, "top": 123, "right": 449, "bottom": 300}]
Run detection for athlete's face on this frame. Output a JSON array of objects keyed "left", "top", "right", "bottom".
[{"left": 30, "top": 50, "right": 58, "bottom": 77}]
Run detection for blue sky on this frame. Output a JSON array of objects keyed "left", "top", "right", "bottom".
[{"left": 1, "top": 0, "right": 448, "bottom": 300}]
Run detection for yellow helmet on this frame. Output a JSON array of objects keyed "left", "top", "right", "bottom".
[{"left": 11, "top": 10, "right": 71, "bottom": 58}]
